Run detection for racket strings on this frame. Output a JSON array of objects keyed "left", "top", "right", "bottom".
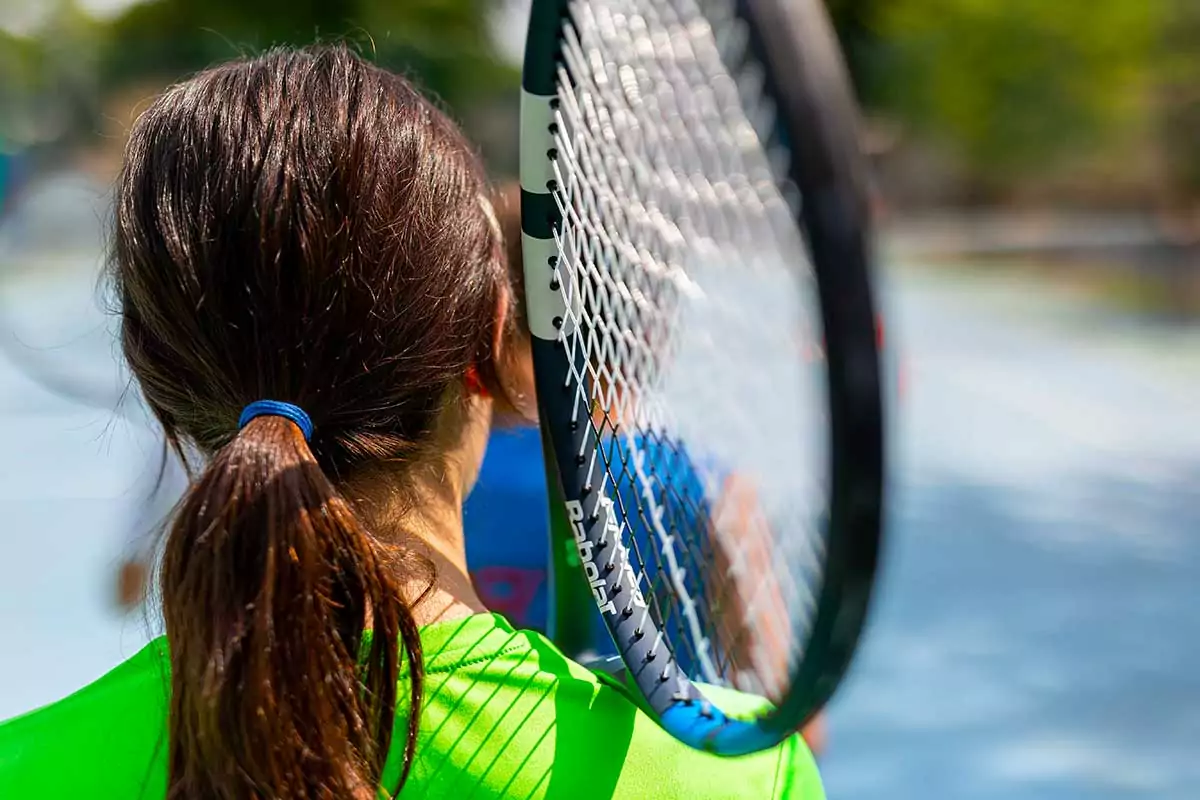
[
  {"left": 581, "top": 407, "right": 727, "bottom": 688},
  {"left": 559, "top": 0, "right": 794, "bottom": 688},
  {"left": 629, "top": 430, "right": 726, "bottom": 663},
  {"left": 552, "top": 0, "right": 828, "bottom": 698}
]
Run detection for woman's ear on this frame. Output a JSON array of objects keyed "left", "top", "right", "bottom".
[
  {"left": 486, "top": 183, "right": 538, "bottom": 426},
  {"left": 491, "top": 285, "right": 538, "bottom": 425}
]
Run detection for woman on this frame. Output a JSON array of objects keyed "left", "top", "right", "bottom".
[{"left": 0, "top": 46, "right": 822, "bottom": 798}]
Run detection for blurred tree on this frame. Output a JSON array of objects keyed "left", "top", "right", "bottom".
[
  {"left": 1157, "top": 0, "right": 1200, "bottom": 217},
  {"left": 101, "top": 0, "right": 518, "bottom": 112},
  {"left": 0, "top": 4, "right": 105, "bottom": 152},
  {"left": 870, "top": 1, "right": 1159, "bottom": 194},
  {"left": 824, "top": 0, "right": 884, "bottom": 105},
  {"left": 1153, "top": 0, "right": 1200, "bottom": 319}
]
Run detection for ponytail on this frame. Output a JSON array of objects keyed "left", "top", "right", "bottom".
[{"left": 160, "top": 414, "right": 426, "bottom": 799}]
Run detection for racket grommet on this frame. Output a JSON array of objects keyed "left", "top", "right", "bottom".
[
  {"left": 553, "top": 316, "right": 563, "bottom": 329},
  {"left": 549, "top": 98, "right": 560, "bottom": 110},
  {"left": 547, "top": 147, "right": 558, "bottom": 160},
  {"left": 546, "top": 179, "right": 557, "bottom": 191},
  {"left": 548, "top": 122, "right": 559, "bottom": 135},
  {"left": 549, "top": 279, "right": 560, "bottom": 291},
  {"left": 548, "top": 255, "right": 558, "bottom": 266},
  {"left": 575, "top": 454, "right": 586, "bottom": 465}
]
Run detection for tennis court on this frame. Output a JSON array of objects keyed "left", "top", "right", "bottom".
[{"left": 1, "top": 172, "right": 1197, "bottom": 796}]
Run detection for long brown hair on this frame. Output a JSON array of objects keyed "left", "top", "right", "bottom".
[{"left": 111, "top": 45, "right": 503, "bottom": 798}]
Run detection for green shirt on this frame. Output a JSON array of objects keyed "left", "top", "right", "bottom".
[{"left": 0, "top": 613, "right": 823, "bottom": 798}]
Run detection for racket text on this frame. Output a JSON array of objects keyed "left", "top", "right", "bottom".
[{"left": 566, "top": 498, "right": 648, "bottom": 617}]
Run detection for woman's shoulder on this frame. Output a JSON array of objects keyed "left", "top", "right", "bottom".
[
  {"left": 403, "top": 615, "right": 824, "bottom": 799},
  {"left": 0, "top": 638, "right": 169, "bottom": 798}
]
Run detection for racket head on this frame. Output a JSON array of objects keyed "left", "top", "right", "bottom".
[{"left": 520, "top": 0, "right": 884, "bottom": 755}]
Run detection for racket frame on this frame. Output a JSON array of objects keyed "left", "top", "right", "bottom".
[{"left": 520, "top": 0, "right": 884, "bottom": 755}]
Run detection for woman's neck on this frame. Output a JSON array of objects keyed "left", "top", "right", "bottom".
[
  {"left": 395, "top": 493, "right": 488, "bottom": 627},
  {"left": 346, "top": 457, "right": 488, "bottom": 628}
]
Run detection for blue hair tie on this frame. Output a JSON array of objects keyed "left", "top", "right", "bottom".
[{"left": 238, "top": 399, "right": 314, "bottom": 441}]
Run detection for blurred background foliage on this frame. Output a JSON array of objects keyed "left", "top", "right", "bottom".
[
  {"left": 826, "top": 0, "right": 1194, "bottom": 211},
  {"left": 870, "top": 2, "right": 1158, "bottom": 192},
  {"left": 101, "top": 0, "right": 515, "bottom": 105},
  {"left": 829, "top": 0, "right": 1197, "bottom": 212},
  {"left": 0, "top": 0, "right": 1198, "bottom": 212},
  {"left": 0, "top": 0, "right": 520, "bottom": 173}
]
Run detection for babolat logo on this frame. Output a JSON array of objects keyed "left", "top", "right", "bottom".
[{"left": 566, "top": 498, "right": 648, "bottom": 617}]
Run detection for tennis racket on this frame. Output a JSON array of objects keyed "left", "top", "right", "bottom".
[{"left": 520, "top": 0, "right": 884, "bottom": 755}]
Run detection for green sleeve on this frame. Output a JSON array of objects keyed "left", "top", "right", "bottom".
[
  {"left": 0, "top": 640, "right": 169, "bottom": 799},
  {"left": 699, "top": 682, "right": 825, "bottom": 800},
  {"left": 588, "top": 665, "right": 825, "bottom": 799},
  {"left": 771, "top": 739, "right": 826, "bottom": 799}
]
